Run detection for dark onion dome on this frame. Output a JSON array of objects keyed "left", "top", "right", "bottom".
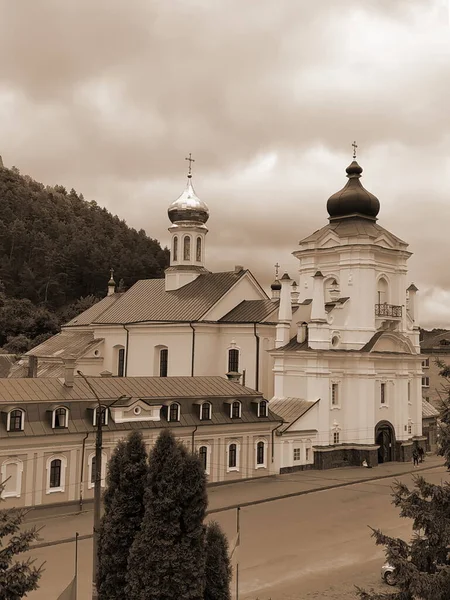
[
  {"left": 168, "top": 175, "right": 209, "bottom": 224},
  {"left": 271, "top": 279, "right": 282, "bottom": 291},
  {"left": 327, "top": 160, "right": 380, "bottom": 221}
]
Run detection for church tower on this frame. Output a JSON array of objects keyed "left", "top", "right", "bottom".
[{"left": 165, "top": 156, "right": 210, "bottom": 291}]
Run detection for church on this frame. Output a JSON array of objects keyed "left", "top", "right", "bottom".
[{"left": 10, "top": 151, "right": 424, "bottom": 472}]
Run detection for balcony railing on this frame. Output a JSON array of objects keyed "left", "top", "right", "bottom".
[{"left": 375, "top": 303, "right": 402, "bottom": 318}]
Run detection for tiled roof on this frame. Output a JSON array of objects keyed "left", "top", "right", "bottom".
[
  {"left": 274, "top": 337, "right": 309, "bottom": 352},
  {"left": 0, "top": 354, "right": 17, "bottom": 378},
  {"left": 300, "top": 220, "right": 406, "bottom": 246},
  {"left": 420, "top": 331, "right": 450, "bottom": 351},
  {"left": 220, "top": 299, "right": 279, "bottom": 323},
  {"left": 8, "top": 360, "right": 66, "bottom": 379},
  {"left": 24, "top": 332, "right": 102, "bottom": 359},
  {"left": 422, "top": 399, "right": 439, "bottom": 419},
  {"left": 0, "top": 376, "right": 261, "bottom": 404},
  {"left": 65, "top": 293, "right": 122, "bottom": 326},
  {"left": 92, "top": 271, "right": 248, "bottom": 324},
  {"left": 269, "top": 397, "right": 318, "bottom": 432}
]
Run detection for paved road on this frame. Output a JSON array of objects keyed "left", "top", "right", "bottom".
[{"left": 23, "top": 464, "right": 449, "bottom": 599}]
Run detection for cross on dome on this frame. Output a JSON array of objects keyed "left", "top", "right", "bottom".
[
  {"left": 185, "top": 153, "right": 195, "bottom": 178},
  {"left": 352, "top": 141, "right": 358, "bottom": 160}
]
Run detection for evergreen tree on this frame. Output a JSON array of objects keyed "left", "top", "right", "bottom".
[
  {"left": 126, "top": 429, "right": 208, "bottom": 600},
  {"left": 0, "top": 483, "right": 43, "bottom": 598},
  {"left": 97, "top": 432, "right": 148, "bottom": 600},
  {"left": 436, "top": 359, "right": 450, "bottom": 469},
  {"left": 204, "top": 521, "right": 232, "bottom": 600}
]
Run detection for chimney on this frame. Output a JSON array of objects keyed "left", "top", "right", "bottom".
[
  {"left": 291, "top": 280, "right": 300, "bottom": 306},
  {"left": 63, "top": 356, "right": 76, "bottom": 388},
  {"left": 407, "top": 283, "right": 419, "bottom": 322},
  {"left": 234, "top": 265, "right": 244, "bottom": 274},
  {"left": 311, "top": 271, "right": 326, "bottom": 321},
  {"left": 100, "top": 370, "right": 113, "bottom": 378},
  {"left": 27, "top": 355, "right": 38, "bottom": 378}
]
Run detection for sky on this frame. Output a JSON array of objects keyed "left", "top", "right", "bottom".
[{"left": 0, "top": 0, "right": 450, "bottom": 328}]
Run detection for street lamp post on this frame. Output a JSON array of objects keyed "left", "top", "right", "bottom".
[{"left": 77, "top": 371, "right": 127, "bottom": 600}]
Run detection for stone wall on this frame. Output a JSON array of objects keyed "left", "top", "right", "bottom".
[{"left": 313, "top": 446, "right": 379, "bottom": 470}]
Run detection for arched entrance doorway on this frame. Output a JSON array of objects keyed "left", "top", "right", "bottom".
[{"left": 375, "top": 421, "right": 396, "bottom": 463}]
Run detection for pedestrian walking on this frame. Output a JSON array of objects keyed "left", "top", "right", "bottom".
[
  {"left": 418, "top": 446, "right": 424, "bottom": 463},
  {"left": 412, "top": 448, "right": 419, "bottom": 467}
]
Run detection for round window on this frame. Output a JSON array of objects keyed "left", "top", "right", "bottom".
[
  {"left": 133, "top": 406, "right": 141, "bottom": 415},
  {"left": 94, "top": 350, "right": 100, "bottom": 356}
]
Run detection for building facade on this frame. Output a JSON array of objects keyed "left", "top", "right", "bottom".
[
  {"left": 0, "top": 373, "right": 281, "bottom": 509},
  {"left": 269, "top": 158, "right": 424, "bottom": 470}
]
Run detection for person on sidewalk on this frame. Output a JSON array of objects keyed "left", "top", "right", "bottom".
[
  {"left": 412, "top": 448, "right": 419, "bottom": 467},
  {"left": 418, "top": 446, "right": 425, "bottom": 463}
]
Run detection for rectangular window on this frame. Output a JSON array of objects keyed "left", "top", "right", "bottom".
[
  {"left": 160, "top": 348, "right": 168, "bottom": 378},
  {"left": 228, "top": 444, "right": 237, "bottom": 469},
  {"left": 50, "top": 460, "right": 62, "bottom": 488},
  {"left": 118, "top": 348, "right": 125, "bottom": 377},
  {"left": 293, "top": 448, "right": 301, "bottom": 461},
  {"left": 305, "top": 448, "right": 310, "bottom": 462},
  {"left": 256, "top": 442, "right": 265, "bottom": 465},
  {"left": 380, "top": 383, "right": 386, "bottom": 404},
  {"left": 333, "top": 432, "right": 340, "bottom": 444},
  {"left": 422, "top": 358, "right": 430, "bottom": 368},
  {"left": 228, "top": 349, "right": 239, "bottom": 373},
  {"left": 422, "top": 376, "right": 430, "bottom": 387},
  {"left": 91, "top": 457, "right": 97, "bottom": 484},
  {"left": 408, "top": 423, "right": 412, "bottom": 434},
  {"left": 331, "top": 383, "right": 338, "bottom": 406},
  {"left": 408, "top": 381, "right": 411, "bottom": 404}
]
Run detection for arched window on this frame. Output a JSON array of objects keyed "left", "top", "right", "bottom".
[
  {"left": 228, "top": 348, "right": 239, "bottom": 373},
  {"left": 118, "top": 348, "right": 125, "bottom": 377},
  {"left": 50, "top": 459, "right": 62, "bottom": 489},
  {"left": 199, "top": 446, "right": 208, "bottom": 471},
  {"left": 258, "top": 400, "right": 268, "bottom": 418},
  {"left": 196, "top": 237, "right": 202, "bottom": 262},
  {"left": 169, "top": 402, "right": 180, "bottom": 422},
  {"left": 160, "top": 348, "right": 168, "bottom": 377},
  {"left": 173, "top": 236, "right": 178, "bottom": 262},
  {"left": 183, "top": 236, "right": 191, "bottom": 261},
  {"left": 376, "top": 277, "right": 389, "bottom": 305},
  {"left": 200, "top": 402, "right": 212, "bottom": 420},
  {"left": 88, "top": 452, "right": 107, "bottom": 489},
  {"left": 228, "top": 443, "right": 237, "bottom": 469},
  {"left": 93, "top": 406, "right": 108, "bottom": 427},
  {"left": 52, "top": 407, "right": 69, "bottom": 429},
  {"left": 231, "top": 401, "right": 241, "bottom": 419},
  {"left": 1, "top": 459, "right": 23, "bottom": 498},
  {"left": 256, "top": 441, "right": 265, "bottom": 466},
  {"left": 8, "top": 409, "right": 24, "bottom": 432}
]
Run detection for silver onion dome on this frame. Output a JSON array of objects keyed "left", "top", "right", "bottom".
[{"left": 168, "top": 176, "right": 209, "bottom": 224}]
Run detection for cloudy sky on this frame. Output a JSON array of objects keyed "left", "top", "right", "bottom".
[{"left": 1, "top": 0, "right": 450, "bottom": 327}]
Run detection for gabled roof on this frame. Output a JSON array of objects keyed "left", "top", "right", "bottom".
[
  {"left": 0, "top": 375, "right": 261, "bottom": 404},
  {"left": 269, "top": 397, "right": 318, "bottom": 432},
  {"left": 421, "top": 331, "right": 450, "bottom": 351},
  {"left": 65, "top": 293, "right": 122, "bottom": 326},
  {"left": 24, "top": 332, "right": 102, "bottom": 359},
  {"left": 220, "top": 299, "right": 279, "bottom": 323},
  {"left": 90, "top": 271, "right": 249, "bottom": 324},
  {"left": 0, "top": 354, "right": 18, "bottom": 378},
  {"left": 422, "top": 399, "right": 439, "bottom": 419},
  {"left": 9, "top": 360, "right": 66, "bottom": 379}
]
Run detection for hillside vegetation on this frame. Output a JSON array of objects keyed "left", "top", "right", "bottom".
[{"left": 0, "top": 164, "right": 169, "bottom": 352}]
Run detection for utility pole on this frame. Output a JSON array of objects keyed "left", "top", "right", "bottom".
[{"left": 77, "top": 371, "right": 127, "bottom": 600}]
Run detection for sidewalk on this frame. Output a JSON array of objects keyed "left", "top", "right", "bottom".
[
  {"left": 206, "top": 455, "right": 446, "bottom": 513},
  {"left": 27, "top": 456, "right": 446, "bottom": 549}
]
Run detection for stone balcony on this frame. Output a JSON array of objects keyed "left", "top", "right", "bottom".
[{"left": 375, "top": 303, "right": 402, "bottom": 318}]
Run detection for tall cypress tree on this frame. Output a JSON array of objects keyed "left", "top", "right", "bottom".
[
  {"left": 126, "top": 429, "right": 208, "bottom": 600},
  {"left": 204, "top": 521, "right": 232, "bottom": 600},
  {"left": 0, "top": 484, "right": 42, "bottom": 597},
  {"left": 97, "top": 431, "right": 148, "bottom": 600}
]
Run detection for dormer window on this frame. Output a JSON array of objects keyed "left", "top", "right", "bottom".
[
  {"left": 231, "top": 401, "right": 242, "bottom": 419},
  {"left": 258, "top": 400, "right": 268, "bottom": 418},
  {"left": 52, "top": 407, "right": 69, "bottom": 429},
  {"left": 93, "top": 406, "right": 109, "bottom": 427},
  {"left": 169, "top": 402, "right": 180, "bottom": 422},
  {"left": 200, "top": 402, "right": 212, "bottom": 421},
  {"left": 7, "top": 409, "right": 24, "bottom": 432}
]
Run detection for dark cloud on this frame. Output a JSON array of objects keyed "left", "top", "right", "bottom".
[{"left": 0, "top": 0, "right": 449, "bottom": 326}]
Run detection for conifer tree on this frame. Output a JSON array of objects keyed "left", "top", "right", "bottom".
[
  {"left": 0, "top": 484, "right": 42, "bottom": 598},
  {"left": 126, "top": 429, "right": 208, "bottom": 600},
  {"left": 204, "top": 521, "right": 232, "bottom": 600},
  {"left": 97, "top": 432, "right": 148, "bottom": 600}
]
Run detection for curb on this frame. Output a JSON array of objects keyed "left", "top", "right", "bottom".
[{"left": 29, "top": 462, "right": 444, "bottom": 549}]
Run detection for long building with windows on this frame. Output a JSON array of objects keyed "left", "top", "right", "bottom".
[{"left": 0, "top": 372, "right": 281, "bottom": 509}]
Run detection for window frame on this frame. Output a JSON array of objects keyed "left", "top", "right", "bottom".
[
  {"left": 422, "top": 358, "right": 430, "bottom": 369},
  {"left": 183, "top": 235, "right": 191, "bottom": 261},
  {"left": 200, "top": 402, "right": 212, "bottom": 421},
  {"left": 422, "top": 376, "right": 430, "bottom": 387},
  {"left": 173, "top": 235, "right": 178, "bottom": 262},
  {"left": 380, "top": 382, "right": 386, "bottom": 405},
  {"left": 52, "top": 406, "right": 69, "bottom": 429},
  {"left": 160, "top": 347, "right": 168, "bottom": 378},
  {"left": 46, "top": 455, "right": 67, "bottom": 494},
  {"left": 92, "top": 406, "right": 109, "bottom": 427},
  {"left": 87, "top": 451, "right": 107, "bottom": 490},
  {"left": 7, "top": 408, "right": 25, "bottom": 432},
  {"left": 255, "top": 439, "right": 267, "bottom": 469},
  {"left": 293, "top": 447, "right": 301, "bottom": 462},
  {"left": 228, "top": 348, "right": 240, "bottom": 373},
  {"left": 196, "top": 236, "right": 202, "bottom": 262},
  {"left": 1, "top": 459, "right": 24, "bottom": 498},
  {"left": 227, "top": 441, "right": 240, "bottom": 472},
  {"left": 333, "top": 431, "right": 340, "bottom": 444},
  {"left": 198, "top": 445, "right": 210, "bottom": 475},
  {"left": 117, "top": 347, "right": 125, "bottom": 377},
  {"left": 168, "top": 402, "right": 180, "bottom": 422},
  {"left": 257, "top": 400, "right": 268, "bottom": 418},
  {"left": 230, "top": 401, "right": 242, "bottom": 419},
  {"left": 331, "top": 383, "right": 339, "bottom": 408}
]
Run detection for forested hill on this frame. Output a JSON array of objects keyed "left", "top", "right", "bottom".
[{"left": 0, "top": 164, "right": 169, "bottom": 353}]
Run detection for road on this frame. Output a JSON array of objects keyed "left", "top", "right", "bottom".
[{"left": 23, "top": 465, "right": 449, "bottom": 599}]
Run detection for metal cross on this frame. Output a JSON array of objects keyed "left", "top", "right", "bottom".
[
  {"left": 185, "top": 153, "right": 195, "bottom": 176},
  {"left": 274, "top": 262, "right": 280, "bottom": 278},
  {"left": 352, "top": 141, "right": 358, "bottom": 160}
]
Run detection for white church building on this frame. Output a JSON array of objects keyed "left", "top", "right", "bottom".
[
  {"left": 269, "top": 158, "right": 423, "bottom": 471},
  {"left": 10, "top": 156, "right": 424, "bottom": 472}
]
